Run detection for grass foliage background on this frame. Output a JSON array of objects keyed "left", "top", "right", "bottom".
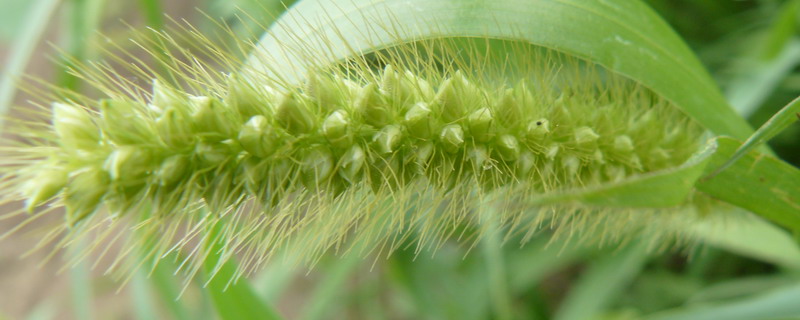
[{"left": 0, "top": 0, "right": 799, "bottom": 319}]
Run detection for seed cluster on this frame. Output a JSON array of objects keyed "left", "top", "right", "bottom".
[{"left": 23, "top": 65, "right": 701, "bottom": 226}]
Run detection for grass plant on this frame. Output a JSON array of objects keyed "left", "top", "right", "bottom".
[{"left": 0, "top": 0, "right": 799, "bottom": 319}]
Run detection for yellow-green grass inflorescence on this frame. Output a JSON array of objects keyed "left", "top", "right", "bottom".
[
  {"left": 32, "top": 65, "right": 700, "bottom": 219},
  {"left": 2, "top": 38, "right": 704, "bottom": 275}
]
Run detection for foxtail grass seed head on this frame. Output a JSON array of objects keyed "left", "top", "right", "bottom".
[
  {"left": 23, "top": 167, "right": 68, "bottom": 212},
  {"left": 52, "top": 102, "right": 100, "bottom": 151},
  {"left": 0, "top": 20, "right": 714, "bottom": 280}
]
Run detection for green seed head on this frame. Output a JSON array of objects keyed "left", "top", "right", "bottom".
[
  {"left": 307, "top": 71, "right": 348, "bottom": 111},
  {"left": 322, "top": 110, "right": 353, "bottom": 148},
  {"left": 411, "top": 141, "right": 435, "bottom": 173},
  {"left": 404, "top": 102, "right": 434, "bottom": 139},
  {"left": 150, "top": 79, "right": 186, "bottom": 112},
  {"left": 23, "top": 167, "right": 68, "bottom": 212},
  {"left": 226, "top": 75, "right": 270, "bottom": 119},
  {"left": 614, "top": 135, "right": 635, "bottom": 153},
  {"left": 103, "top": 146, "right": 152, "bottom": 180},
  {"left": 100, "top": 100, "right": 153, "bottom": 144},
  {"left": 339, "top": 144, "right": 366, "bottom": 183},
  {"left": 0, "top": 32, "right": 712, "bottom": 279},
  {"left": 373, "top": 125, "right": 402, "bottom": 154},
  {"left": 157, "top": 154, "right": 190, "bottom": 187},
  {"left": 357, "top": 83, "right": 393, "bottom": 127},
  {"left": 440, "top": 124, "right": 465, "bottom": 153},
  {"left": 156, "top": 107, "right": 194, "bottom": 148},
  {"left": 468, "top": 107, "right": 494, "bottom": 142},
  {"left": 526, "top": 118, "right": 550, "bottom": 139},
  {"left": 301, "top": 146, "right": 335, "bottom": 189},
  {"left": 64, "top": 167, "right": 110, "bottom": 225},
  {"left": 238, "top": 115, "right": 279, "bottom": 158},
  {"left": 276, "top": 92, "right": 315, "bottom": 134},
  {"left": 191, "top": 96, "right": 235, "bottom": 137},
  {"left": 52, "top": 102, "right": 100, "bottom": 150},
  {"left": 495, "top": 134, "right": 520, "bottom": 161},
  {"left": 574, "top": 126, "right": 600, "bottom": 145}
]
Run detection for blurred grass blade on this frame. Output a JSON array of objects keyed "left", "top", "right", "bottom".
[
  {"left": 204, "top": 222, "right": 283, "bottom": 320},
  {"left": 699, "top": 137, "right": 800, "bottom": 232},
  {"left": 688, "top": 275, "right": 793, "bottom": 304},
  {"left": 138, "top": 0, "right": 163, "bottom": 29},
  {"left": 58, "top": 0, "right": 106, "bottom": 90},
  {"left": 300, "top": 253, "right": 363, "bottom": 320},
  {"left": 708, "top": 98, "right": 800, "bottom": 179},
  {"left": 387, "top": 248, "right": 489, "bottom": 319},
  {"left": 254, "top": 257, "right": 297, "bottom": 302},
  {"left": 209, "top": 0, "right": 297, "bottom": 36},
  {"left": 553, "top": 242, "right": 649, "bottom": 320},
  {"left": 508, "top": 236, "right": 591, "bottom": 294},
  {"left": 205, "top": 258, "right": 282, "bottom": 320},
  {"left": 481, "top": 217, "right": 513, "bottom": 320},
  {"left": 647, "top": 283, "right": 800, "bottom": 320},
  {"left": 131, "top": 271, "right": 157, "bottom": 320},
  {"left": 726, "top": 0, "right": 800, "bottom": 116},
  {"left": 762, "top": 0, "right": 800, "bottom": 60},
  {"left": 0, "top": 0, "right": 60, "bottom": 132},
  {"left": 70, "top": 258, "right": 92, "bottom": 320},
  {"left": 24, "top": 300, "right": 57, "bottom": 320},
  {"left": 132, "top": 205, "right": 194, "bottom": 320},
  {"left": 687, "top": 208, "right": 800, "bottom": 270},
  {"left": 149, "top": 259, "right": 193, "bottom": 320},
  {"left": 254, "top": 0, "right": 754, "bottom": 139},
  {"left": 726, "top": 41, "right": 800, "bottom": 117}
]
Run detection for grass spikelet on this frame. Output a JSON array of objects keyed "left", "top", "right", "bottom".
[{"left": 0, "top": 14, "right": 716, "bottom": 282}]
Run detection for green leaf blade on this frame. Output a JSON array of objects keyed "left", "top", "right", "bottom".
[
  {"left": 204, "top": 222, "right": 283, "bottom": 320},
  {"left": 647, "top": 284, "right": 800, "bottom": 320},
  {"left": 252, "top": 0, "right": 753, "bottom": 139},
  {"left": 0, "top": 0, "right": 60, "bottom": 132},
  {"left": 526, "top": 139, "right": 717, "bottom": 209},
  {"left": 710, "top": 96, "right": 800, "bottom": 177},
  {"left": 553, "top": 242, "right": 649, "bottom": 320},
  {"left": 699, "top": 137, "right": 800, "bottom": 232}
]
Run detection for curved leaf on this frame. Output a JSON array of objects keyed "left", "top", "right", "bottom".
[
  {"left": 204, "top": 221, "right": 283, "bottom": 320},
  {"left": 554, "top": 242, "right": 649, "bottom": 320},
  {"left": 250, "top": 0, "right": 753, "bottom": 139},
  {"left": 647, "top": 283, "right": 800, "bottom": 320},
  {"left": 0, "top": 0, "right": 60, "bottom": 132},
  {"left": 513, "top": 136, "right": 800, "bottom": 269},
  {"left": 709, "top": 96, "right": 800, "bottom": 178},
  {"left": 527, "top": 138, "right": 717, "bottom": 208},
  {"left": 687, "top": 210, "right": 800, "bottom": 270},
  {"left": 699, "top": 136, "right": 800, "bottom": 232}
]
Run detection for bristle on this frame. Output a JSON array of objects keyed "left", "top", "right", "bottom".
[{"left": 0, "top": 23, "right": 715, "bottom": 282}]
